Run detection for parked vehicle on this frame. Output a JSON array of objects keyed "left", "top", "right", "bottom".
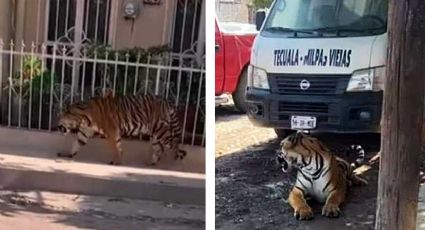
[
  {"left": 215, "top": 18, "right": 257, "bottom": 112},
  {"left": 247, "top": 0, "right": 388, "bottom": 138}
]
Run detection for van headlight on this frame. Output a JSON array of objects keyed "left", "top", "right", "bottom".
[
  {"left": 249, "top": 65, "right": 269, "bottom": 90},
  {"left": 346, "top": 66, "right": 385, "bottom": 92}
]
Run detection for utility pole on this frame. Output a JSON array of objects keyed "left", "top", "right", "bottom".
[{"left": 375, "top": 0, "right": 425, "bottom": 229}]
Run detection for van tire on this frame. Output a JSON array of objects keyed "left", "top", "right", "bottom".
[
  {"left": 274, "top": 129, "right": 295, "bottom": 139},
  {"left": 232, "top": 69, "right": 248, "bottom": 113}
]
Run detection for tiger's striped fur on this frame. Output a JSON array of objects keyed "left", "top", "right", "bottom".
[
  {"left": 277, "top": 132, "right": 367, "bottom": 220},
  {"left": 56, "top": 93, "right": 187, "bottom": 165}
]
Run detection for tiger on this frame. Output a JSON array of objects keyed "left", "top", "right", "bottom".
[
  {"left": 56, "top": 92, "right": 187, "bottom": 165},
  {"left": 276, "top": 132, "right": 367, "bottom": 220}
]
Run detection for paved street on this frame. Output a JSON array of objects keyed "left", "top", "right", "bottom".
[
  {"left": 0, "top": 190, "right": 205, "bottom": 230},
  {"left": 215, "top": 101, "right": 276, "bottom": 156}
]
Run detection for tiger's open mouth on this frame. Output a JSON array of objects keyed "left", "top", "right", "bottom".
[{"left": 277, "top": 155, "right": 290, "bottom": 172}]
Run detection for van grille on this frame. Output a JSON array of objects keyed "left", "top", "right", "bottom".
[
  {"left": 276, "top": 102, "right": 331, "bottom": 122},
  {"left": 269, "top": 74, "right": 350, "bottom": 95},
  {"left": 278, "top": 102, "right": 329, "bottom": 113},
  {"left": 269, "top": 101, "right": 340, "bottom": 123}
]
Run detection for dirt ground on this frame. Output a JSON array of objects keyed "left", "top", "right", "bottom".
[
  {"left": 215, "top": 102, "right": 385, "bottom": 230},
  {"left": 0, "top": 190, "right": 205, "bottom": 230}
]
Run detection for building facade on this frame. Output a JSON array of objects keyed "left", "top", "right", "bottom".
[{"left": 215, "top": 0, "right": 254, "bottom": 23}]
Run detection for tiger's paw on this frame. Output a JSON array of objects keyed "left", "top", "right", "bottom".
[
  {"left": 148, "top": 159, "right": 158, "bottom": 166},
  {"left": 108, "top": 161, "right": 122, "bottom": 166},
  {"left": 57, "top": 152, "right": 74, "bottom": 158},
  {"left": 322, "top": 203, "right": 341, "bottom": 218},
  {"left": 175, "top": 150, "right": 187, "bottom": 160},
  {"left": 294, "top": 206, "right": 314, "bottom": 220},
  {"left": 150, "top": 155, "right": 160, "bottom": 165}
]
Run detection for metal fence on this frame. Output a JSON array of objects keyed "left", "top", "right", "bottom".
[
  {"left": 0, "top": 0, "right": 205, "bottom": 146},
  {"left": 0, "top": 40, "right": 205, "bottom": 146}
]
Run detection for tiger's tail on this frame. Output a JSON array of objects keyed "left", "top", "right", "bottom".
[
  {"left": 343, "top": 144, "right": 369, "bottom": 186},
  {"left": 345, "top": 144, "right": 366, "bottom": 168}
]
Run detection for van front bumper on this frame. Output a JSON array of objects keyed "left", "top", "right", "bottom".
[{"left": 246, "top": 88, "right": 383, "bottom": 133}]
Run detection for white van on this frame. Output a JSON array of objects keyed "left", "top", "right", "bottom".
[{"left": 246, "top": 0, "right": 388, "bottom": 138}]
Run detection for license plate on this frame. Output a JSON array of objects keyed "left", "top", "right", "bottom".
[{"left": 291, "top": 116, "right": 316, "bottom": 130}]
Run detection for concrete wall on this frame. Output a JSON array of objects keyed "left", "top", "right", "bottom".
[
  {"left": 0, "top": 0, "right": 46, "bottom": 47},
  {"left": 215, "top": 0, "right": 253, "bottom": 23},
  {"left": 1, "top": 0, "right": 175, "bottom": 49},
  {"left": 0, "top": 0, "right": 12, "bottom": 43},
  {"left": 22, "top": 0, "right": 46, "bottom": 45},
  {"left": 111, "top": 0, "right": 176, "bottom": 49}
]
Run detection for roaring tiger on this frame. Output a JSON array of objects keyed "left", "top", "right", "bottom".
[
  {"left": 277, "top": 132, "right": 367, "bottom": 220},
  {"left": 56, "top": 93, "right": 187, "bottom": 165}
]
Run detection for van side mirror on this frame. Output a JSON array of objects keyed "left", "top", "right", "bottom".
[{"left": 255, "top": 11, "right": 266, "bottom": 31}]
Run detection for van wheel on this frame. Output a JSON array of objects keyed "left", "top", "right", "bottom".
[
  {"left": 274, "top": 129, "right": 296, "bottom": 139},
  {"left": 232, "top": 69, "right": 248, "bottom": 113}
]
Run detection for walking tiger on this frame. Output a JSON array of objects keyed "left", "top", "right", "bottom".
[{"left": 56, "top": 93, "right": 187, "bottom": 165}]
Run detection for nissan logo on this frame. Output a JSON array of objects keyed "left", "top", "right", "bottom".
[{"left": 299, "top": 79, "right": 310, "bottom": 90}]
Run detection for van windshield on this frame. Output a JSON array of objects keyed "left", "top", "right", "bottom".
[{"left": 263, "top": 0, "right": 388, "bottom": 37}]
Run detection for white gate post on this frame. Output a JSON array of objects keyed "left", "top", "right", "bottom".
[
  {"left": 70, "top": 0, "right": 86, "bottom": 102},
  {"left": 196, "top": 0, "right": 206, "bottom": 66}
]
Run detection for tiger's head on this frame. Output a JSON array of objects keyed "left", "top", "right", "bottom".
[
  {"left": 277, "top": 132, "right": 327, "bottom": 172},
  {"left": 57, "top": 103, "right": 88, "bottom": 134}
]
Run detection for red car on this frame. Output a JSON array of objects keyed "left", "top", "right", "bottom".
[{"left": 215, "top": 19, "right": 257, "bottom": 112}]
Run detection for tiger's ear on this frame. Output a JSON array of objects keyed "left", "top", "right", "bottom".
[
  {"left": 282, "top": 131, "right": 303, "bottom": 149},
  {"left": 281, "top": 135, "right": 295, "bottom": 149},
  {"left": 281, "top": 140, "right": 293, "bottom": 149}
]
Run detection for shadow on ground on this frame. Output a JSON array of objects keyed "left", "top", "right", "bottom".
[
  {"left": 216, "top": 104, "right": 245, "bottom": 121},
  {"left": 0, "top": 190, "right": 204, "bottom": 230},
  {"left": 216, "top": 133, "right": 381, "bottom": 230}
]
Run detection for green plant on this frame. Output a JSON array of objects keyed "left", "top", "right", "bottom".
[
  {"left": 85, "top": 43, "right": 171, "bottom": 97},
  {"left": 250, "top": 0, "right": 273, "bottom": 9},
  {"left": 30, "top": 71, "right": 56, "bottom": 97},
  {"left": 86, "top": 43, "right": 170, "bottom": 62},
  {"left": 4, "top": 56, "right": 55, "bottom": 98},
  {"left": 22, "top": 56, "right": 42, "bottom": 80}
]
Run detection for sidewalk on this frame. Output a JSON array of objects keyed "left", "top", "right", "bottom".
[
  {"left": 0, "top": 127, "right": 205, "bottom": 205},
  {"left": 0, "top": 153, "right": 204, "bottom": 205}
]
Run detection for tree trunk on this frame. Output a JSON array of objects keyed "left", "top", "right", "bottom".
[{"left": 375, "top": 0, "right": 425, "bottom": 229}]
